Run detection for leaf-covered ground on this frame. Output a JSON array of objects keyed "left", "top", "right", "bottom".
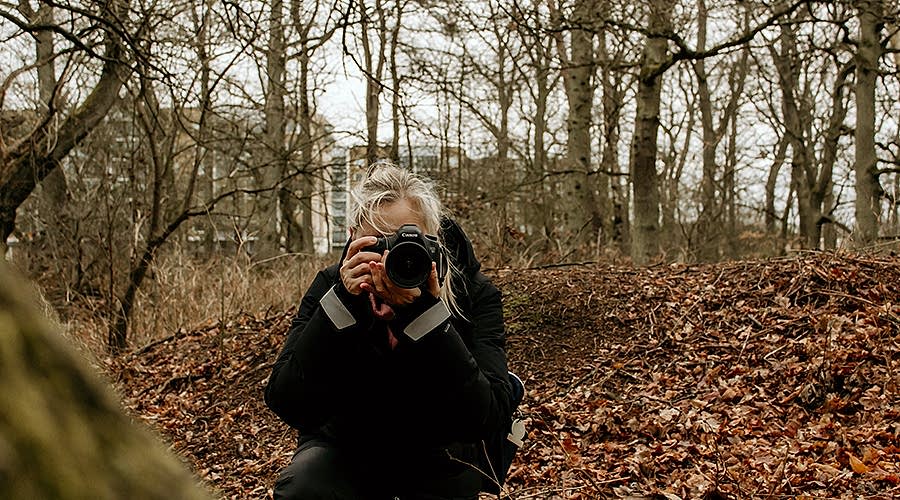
[{"left": 104, "top": 253, "right": 900, "bottom": 499}]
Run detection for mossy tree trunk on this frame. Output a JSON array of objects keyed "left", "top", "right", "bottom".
[{"left": 0, "top": 262, "right": 211, "bottom": 499}]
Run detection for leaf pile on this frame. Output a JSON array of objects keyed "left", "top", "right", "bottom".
[
  {"left": 104, "top": 252, "right": 900, "bottom": 499},
  {"left": 106, "top": 312, "right": 299, "bottom": 498},
  {"left": 495, "top": 253, "right": 900, "bottom": 499}
]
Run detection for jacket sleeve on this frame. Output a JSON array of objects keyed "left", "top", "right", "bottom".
[
  {"left": 264, "top": 270, "right": 372, "bottom": 430},
  {"left": 391, "top": 278, "right": 513, "bottom": 442}
]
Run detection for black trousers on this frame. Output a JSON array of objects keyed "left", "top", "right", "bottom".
[{"left": 273, "top": 437, "right": 480, "bottom": 500}]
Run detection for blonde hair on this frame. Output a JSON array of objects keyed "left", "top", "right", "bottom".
[{"left": 350, "top": 162, "right": 462, "bottom": 316}]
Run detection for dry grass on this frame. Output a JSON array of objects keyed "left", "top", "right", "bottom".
[
  {"left": 126, "top": 252, "right": 329, "bottom": 349},
  {"left": 25, "top": 249, "right": 334, "bottom": 355}
]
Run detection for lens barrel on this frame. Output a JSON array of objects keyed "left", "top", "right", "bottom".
[{"left": 384, "top": 241, "right": 432, "bottom": 288}]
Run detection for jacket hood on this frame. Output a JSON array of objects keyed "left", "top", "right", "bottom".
[{"left": 440, "top": 217, "right": 481, "bottom": 278}]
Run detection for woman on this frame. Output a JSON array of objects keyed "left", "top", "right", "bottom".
[{"left": 265, "top": 163, "right": 518, "bottom": 499}]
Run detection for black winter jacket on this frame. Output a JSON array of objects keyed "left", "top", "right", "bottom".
[{"left": 265, "top": 219, "right": 512, "bottom": 493}]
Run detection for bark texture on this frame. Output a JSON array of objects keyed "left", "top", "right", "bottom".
[
  {"left": 0, "top": 263, "right": 211, "bottom": 500},
  {"left": 853, "top": 0, "right": 883, "bottom": 245}
]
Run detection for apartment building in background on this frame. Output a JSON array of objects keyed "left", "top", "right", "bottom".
[
  {"left": 6, "top": 95, "right": 466, "bottom": 260},
  {"left": 316, "top": 144, "right": 466, "bottom": 254}
]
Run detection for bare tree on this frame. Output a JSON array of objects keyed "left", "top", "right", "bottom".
[
  {"left": 853, "top": 0, "right": 885, "bottom": 245},
  {"left": 253, "top": 0, "right": 340, "bottom": 255},
  {"left": 188, "top": 0, "right": 220, "bottom": 254},
  {"left": 0, "top": 0, "right": 131, "bottom": 252},
  {"left": 412, "top": 2, "right": 524, "bottom": 162},
  {"left": 596, "top": 11, "right": 630, "bottom": 253},
  {"left": 10, "top": 0, "right": 83, "bottom": 280},
  {"left": 509, "top": 0, "right": 560, "bottom": 240},
  {"left": 763, "top": 2, "right": 858, "bottom": 250},
  {"left": 692, "top": 0, "right": 750, "bottom": 260},
  {"left": 630, "top": 0, "right": 671, "bottom": 265},
  {"left": 289, "top": 0, "right": 339, "bottom": 253},
  {"left": 764, "top": 137, "right": 790, "bottom": 240},
  {"left": 626, "top": 0, "right": 808, "bottom": 263},
  {"left": 255, "top": 0, "right": 289, "bottom": 257},
  {"left": 550, "top": 0, "right": 609, "bottom": 247},
  {"left": 357, "top": 0, "right": 389, "bottom": 165},
  {"left": 105, "top": 0, "right": 267, "bottom": 348},
  {"left": 657, "top": 70, "right": 695, "bottom": 256},
  {"left": 388, "top": 0, "right": 404, "bottom": 161}
]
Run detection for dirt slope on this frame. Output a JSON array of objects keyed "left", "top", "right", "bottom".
[{"left": 106, "top": 253, "right": 900, "bottom": 499}]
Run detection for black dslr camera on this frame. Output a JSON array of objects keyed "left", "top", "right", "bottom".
[{"left": 365, "top": 224, "right": 447, "bottom": 289}]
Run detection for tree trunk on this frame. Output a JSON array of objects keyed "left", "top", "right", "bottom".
[
  {"left": 296, "top": 38, "right": 315, "bottom": 254},
  {"left": 630, "top": 0, "right": 670, "bottom": 265},
  {"left": 0, "top": 262, "right": 212, "bottom": 500},
  {"left": 853, "top": 0, "right": 884, "bottom": 245},
  {"left": 529, "top": 33, "right": 553, "bottom": 240},
  {"left": 693, "top": 0, "right": 751, "bottom": 260},
  {"left": 362, "top": 0, "right": 387, "bottom": 166},
  {"left": 598, "top": 29, "right": 628, "bottom": 252},
  {"left": 765, "top": 138, "right": 789, "bottom": 238},
  {"left": 822, "top": 188, "right": 838, "bottom": 249},
  {"left": 496, "top": 39, "right": 512, "bottom": 162},
  {"left": 555, "top": 0, "right": 604, "bottom": 245},
  {"left": 26, "top": 2, "right": 76, "bottom": 267},
  {"left": 819, "top": 64, "right": 852, "bottom": 250},
  {"left": 724, "top": 111, "right": 738, "bottom": 257},
  {"left": 693, "top": 0, "right": 719, "bottom": 260},
  {"left": 190, "top": 0, "right": 215, "bottom": 254},
  {"left": 38, "top": 53, "right": 78, "bottom": 276},
  {"left": 108, "top": 69, "right": 171, "bottom": 351},
  {"left": 290, "top": 0, "right": 334, "bottom": 254},
  {"left": 772, "top": 14, "right": 816, "bottom": 249},
  {"left": 770, "top": 6, "right": 852, "bottom": 251},
  {"left": 261, "top": 0, "right": 287, "bottom": 257},
  {"left": 389, "top": 0, "right": 402, "bottom": 162}
]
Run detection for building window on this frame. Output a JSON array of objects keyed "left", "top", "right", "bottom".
[{"left": 330, "top": 161, "right": 349, "bottom": 247}]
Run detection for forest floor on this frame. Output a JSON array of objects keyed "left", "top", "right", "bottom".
[{"left": 102, "top": 252, "right": 900, "bottom": 499}]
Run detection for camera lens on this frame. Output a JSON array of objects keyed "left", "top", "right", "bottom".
[{"left": 385, "top": 241, "right": 432, "bottom": 288}]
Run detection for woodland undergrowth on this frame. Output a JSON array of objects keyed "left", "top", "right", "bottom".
[{"left": 83, "top": 251, "right": 900, "bottom": 499}]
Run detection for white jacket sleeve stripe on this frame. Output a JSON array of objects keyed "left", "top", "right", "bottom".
[
  {"left": 403, "top": 301, "right": 451, "bottom": 341},
  {"left": 319, "top": 286, "right": 356, "bottom": 330}
]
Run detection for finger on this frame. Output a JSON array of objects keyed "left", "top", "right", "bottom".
[
  {"left": 377, "top": 262, "right": 404, "bottom": 297},
  {"left": 343, "top": 262, "right": 373, "bottom": 280},
  {"left": 341, "top": 256, "right": 375, "bottom": 294},
  {"left": 426, "top": 262, "right": 441, "bottom": 298},
  {"left": 353, "top": 251, "right": 384, "bottom": 265},
  {"left": 397, "top": 289, "right": 418, "bottom": 305},
  {"left": 377, "top": 251, "right": 398, "bottom": 292},
  {"left": 341, "top": 253, "right": 378, "bottom": 278},
  {"left": 354, "top": 272, "right": 374, "bottom": 286},
  {"left": 344, "top": 273, "right": 374, "bottom": 294},
  {"left": 370, "top": 262, "right": 386, "bottom": 295},
  {"left": 342, "top": 259, "right": 373, "bottom": 292},
  {"left": 345, "top": 250, "right": 382, "bottom": 269},
  {"left": 346, "top": 236, "right": 378, "bottom": 259}
]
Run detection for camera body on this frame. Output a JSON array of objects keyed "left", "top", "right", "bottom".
[{"left": 365, "top": 224, "right": 447, "bottom": 289}]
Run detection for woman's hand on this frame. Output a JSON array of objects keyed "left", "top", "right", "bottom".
[
  {"left": 362, "top": 253, "right": 441, "bottom": 306},
  {"left": 340, "top": 236, "right": 382, "bottom": 295}
]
